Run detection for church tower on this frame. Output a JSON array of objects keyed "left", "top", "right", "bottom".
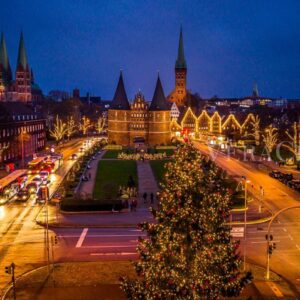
[
  {"left": 108, "top": 71, "right": 131, "bottom": 145},
  {"left": 0, "top": 33, "right": 12, "bottom": 100},
  {"left": 168, "top": 26, "right": 187, "bottom": 107},
  {"left": 15, "top": 32, "right": 31, "bottom": 102}
]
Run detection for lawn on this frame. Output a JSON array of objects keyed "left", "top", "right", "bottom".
[
  {"left": 93, "top": 160, "right": 138, "bottom": 200},
  {"left": 149, "top": 160, "right": 171, "bottom": 185}
]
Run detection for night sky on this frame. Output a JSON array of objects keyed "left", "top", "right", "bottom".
[{"left": 1, "top": 0, "right": 300, "bottom": 100}]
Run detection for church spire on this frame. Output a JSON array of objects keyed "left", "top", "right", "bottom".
[
  {"left": 252, "top": 82, "right": 259, "bottom": 98},
  {"left": 111, "top": 71, "right": 130, "bottom": 110},
  {"left": 149, "top": 73, "right": 169, "bottom": 111},
  {"left": 175, "top": 26, "right": 187, "bottom": 69},
  {"left": 17, "top": 31, "right": 29, "bottom": 70},
  {"left": 0, "top": 32, "right": 12, "bottom": 83}
]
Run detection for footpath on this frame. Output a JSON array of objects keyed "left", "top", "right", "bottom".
[{"left": 2, "top": 261, "right": 297, "bottom": 300}]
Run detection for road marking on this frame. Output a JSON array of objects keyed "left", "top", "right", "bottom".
[
  {"left": 283, "top": 228, "right": 287, "bottom": 232},
  {"left": 296, "top": 245, "right": 300, "bottom": 251},
  {"left": 75, "top": 228, "right": 88, "bottom": 248},
  {"left": 267, "top": 282, "right": 284, "bottom": 298},
  {"left": 288, "top": 234, "right": 293, "bottom": 241},
  {"left": 90, "top": 252, "right": 136, "bottom": 256}
]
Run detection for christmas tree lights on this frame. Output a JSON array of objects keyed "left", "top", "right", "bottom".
[{"left": 121, "top": 143, "right": 252, "bottom": 299}]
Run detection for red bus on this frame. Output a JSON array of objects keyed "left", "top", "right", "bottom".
[
  {"left": 27, "top": 157, "right": 47, "bottom": 175},
  {"left": 0, "top": 170, "right": 28, "bottom": 204}
]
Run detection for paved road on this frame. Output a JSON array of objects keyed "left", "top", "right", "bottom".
[
  {"left": 194, "top": 141, "right": 300, "bottom": 295},
  {"left": 53, "top": 227, "right": 144, "bottom": 262},
  {"left": 0, "top": 138, "right": 89, "bottom": 292}
]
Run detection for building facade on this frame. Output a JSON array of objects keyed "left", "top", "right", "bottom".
[
  {"left": 108, "top": 73, "right": 171, "bottom": 146},
  {"left": 0, "top": 102, "right": 46, "bottom": 164},
  {"left": 0, "top": 32, "right": 43, "bottom": 103}
]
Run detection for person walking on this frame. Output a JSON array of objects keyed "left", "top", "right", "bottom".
[
  {"left": 150, "top": 192, "right": 154, "bottom": 204},
  {"left": 143, "top": 192, "right": 147, "bottom": 204}
]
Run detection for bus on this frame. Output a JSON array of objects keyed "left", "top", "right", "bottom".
[
  {"left": 0, "top": 170, "right": 28, "bottom": 204},
  {"left": 27, "top": 156, "right": 47, "bottom": 175}
]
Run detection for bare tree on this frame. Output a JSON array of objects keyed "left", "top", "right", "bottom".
[
  {"left": 80, "top": 116, "right": 91, "bottom": 135},
  {"left": 247, "top": 115, "right": 261, "bottom": 146},
  {"left": 66, "top": 116, "right": 77, "bottom": 140},
  {"left": 96, "top": 116, "right": 106, "bottom": 134},
  {"left": 283, "top": 121, "right": 300, "bottom": 160},
  {"left": 50, "top": 115, "right": 67, "bottom": 143},
  {"left": 262, "top": 124, "right": 278, "bottom": 156}
]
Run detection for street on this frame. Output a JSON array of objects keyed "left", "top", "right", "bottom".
[{"left": 194, "top": 141, "right": 300, "bottom": 295}]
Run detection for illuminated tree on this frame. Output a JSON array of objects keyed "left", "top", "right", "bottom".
[
  {"left": 121, "top": 143, "right": 251, "bottom": 299},
  {"left": 50, "top": 115, "right": 67, "bottom": 143},
  {"left": 96, "top": 116, "right": 106, "bottom": 134},
  {"left": 262, "top": 125, "right": 278, "bottom": 155},
  {"left": 66, "top": 116, "right": 77, "bottom": 140},
  {"left": 247, "top": 115, "right": 260, "bottom": 146},
  {"left": 80, "top": 116, "right": 91, "bottom": 135},
  {"left": 283, "top": 122, "right": 300, "bottom": 161}
]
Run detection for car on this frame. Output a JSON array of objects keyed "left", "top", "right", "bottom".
[
  {"left": 26, "top": 182, "right": 38, "bottom": 194},
  {"left": 280, "top": 173, "right": 294, "bottom": 184},
  {"left": 70, "top": 153, "right": 78, "bottom": 160},
  {"left": 32, "top": 176, "right": 42, "bottom": 187},
  {"left": 40, "top": 170, "right": 49, "bottom": 178},
  {"left": 14, "top": 189, "right": 30, "bottom": 202},
  {"left": 269, "top": 170, "right": 283, "bottom": 179},
  {"left": 287, "top": 180, "right": 300, "bottom": 191}
]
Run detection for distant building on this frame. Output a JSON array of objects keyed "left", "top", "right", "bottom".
[
  {"left": 0, "top": 32, "right": 43, "bottom": 102},
  {"left": 0, "top": 102, "right": 46, "bottom": 164},
  {"left": 48, "top": 90, "right": 70, "bottom": 102}
]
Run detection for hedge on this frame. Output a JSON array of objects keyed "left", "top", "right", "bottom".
[{"left": 60, "top": 199, "right": 123, "bottom": 212}]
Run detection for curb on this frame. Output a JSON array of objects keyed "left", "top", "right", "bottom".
[
  {"left": 1, "top": 265, "right": 47, "bottom": 300},
  {"left": 228, "top": 215, "right": 273, "bottom": 225},
  {"left": 35, "top": 220, "right": 139, "bottom": 229}
]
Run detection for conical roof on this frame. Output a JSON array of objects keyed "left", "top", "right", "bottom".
[
  {"left": 175, "top": 26, "right": 187, "bottom": 69},
  {"left": 0, "top": 33, "right": 12, "bottom": 83},
  {"left": 17, "top": 31, "right": 29, "bottom": 70},
  {"left": 149, "top": 74, "right": 169, "bottom": 111},
  {"left": 111, "top": 71, "right": 130, "bottom": 110}
]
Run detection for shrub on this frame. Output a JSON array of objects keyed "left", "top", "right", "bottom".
[{"left": 60, "top": 199, "right": 123, "bottom": 212}]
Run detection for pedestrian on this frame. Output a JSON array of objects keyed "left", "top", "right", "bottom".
[
  {"left": 143, "top": 192, "right": 147, "bottom": 204},
  {"left": 88, "top": 173, "right": 91, "bottom": 180},
  {"left": 132, "top": 199, "right": 137, "bottom": 212},
  {"left": 150, "top": 192, "right": 154, "bottom": 204}
]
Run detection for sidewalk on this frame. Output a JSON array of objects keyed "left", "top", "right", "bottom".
[
  {"left": 76, "top": 150, "right": 106, "bottom": 198},
  {"left": 2, "top": 261, "right": 297, "bottom": 300},
  {"left": 136, "top": 161, "right": 159, "bottom": 209}
]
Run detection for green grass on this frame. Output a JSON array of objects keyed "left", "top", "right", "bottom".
[
  {"left": 93, "top": 160, "right": 138, "bottom": 200},
  {"left": 149, "top": 160, "right": 171, "bottom": 185}
]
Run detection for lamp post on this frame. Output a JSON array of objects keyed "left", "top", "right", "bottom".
[{"left": 242, "top": 176, "right": 250, "bottom": 271}]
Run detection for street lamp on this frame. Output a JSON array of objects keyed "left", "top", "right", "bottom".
[{"left": 242, "top": 176, "right": 250, "bottom": 271}]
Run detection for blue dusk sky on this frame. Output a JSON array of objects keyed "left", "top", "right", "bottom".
[{"left": 1, "top": 0, "right": 300, "bottom": 100}]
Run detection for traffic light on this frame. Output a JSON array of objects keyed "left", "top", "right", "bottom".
[
  {"left": 5, "top": 266, "right": 11, "bottom": 274},
  {"left": 54, "top": 235, "right": 58, "bottom": 244},
  {"left": 268, "top": 245, "right": 273, "bottom": 255}
]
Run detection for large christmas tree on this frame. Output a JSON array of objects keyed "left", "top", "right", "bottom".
[{"left": 121, "top": 143, "right": 252, "bottom": 299}]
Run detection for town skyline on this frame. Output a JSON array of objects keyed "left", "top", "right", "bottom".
[{"left": 1, "top": 0, "right": 300, "bottom": 99}]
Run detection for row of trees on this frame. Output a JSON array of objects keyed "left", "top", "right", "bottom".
[
  {"left": 246, "top": 116, "right": 300, "bottom": 161},
  {"left": 49, "top": 115, "right": 106, "bottom": 143}
]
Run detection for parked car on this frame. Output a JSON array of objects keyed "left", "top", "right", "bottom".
[
  {"left": 287, "top": 180, "right": 300, "bottom": 191},
  {"left": 269, "top": 170, "right": 283, "bottom": 179},
  {"left": 280, "top": 173, "right": 294, "bottom": 184}
]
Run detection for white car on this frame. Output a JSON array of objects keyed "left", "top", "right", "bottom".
[
  {"left": 40, "top": 171, "right": 49, "bottom": 179},
  {"left": 31, "top": 177, "right": 42, "bottom": 187}
]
